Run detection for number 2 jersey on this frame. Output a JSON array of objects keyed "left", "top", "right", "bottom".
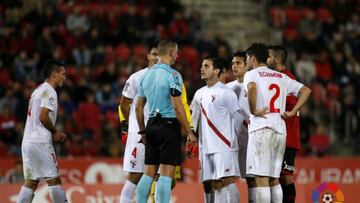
[
  {"left": 23, "top": 82, "right": 58, "bottom": 144},
  {"left": 243, "top": 66, "right": 303, "bottom": 135}
]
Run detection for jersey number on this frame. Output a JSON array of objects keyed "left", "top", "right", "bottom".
[
  {"left": 51, "top": 153, "right": 57, "bottom": 164},
  {"left": 131, "top": 147, "right": 137, "bottom": 158},
  {"left": 269, "top": 84, "right": 280, "bottom": 113}
]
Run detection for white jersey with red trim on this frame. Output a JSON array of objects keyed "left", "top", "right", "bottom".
[
  {"left": 226, "top": 80, "right": 250, "bottom": 142},
  {"left": 243, "top": 66, "right": 304, "bottom": 134},
  {"left": 23, "top": 82, "right": 58, "bottom": 144},
  {"left": 192, "top": 82, "right": 240, "bottom": 154},
  {"left": 122, "top": 68, "right": 149, "bottom": 134}
]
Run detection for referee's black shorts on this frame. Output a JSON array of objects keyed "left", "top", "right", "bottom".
[{"left": 144, "top": 116, "right": 181, "bottom": 166}]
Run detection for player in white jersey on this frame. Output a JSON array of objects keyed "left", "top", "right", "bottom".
[
  {"left": 191, "top": 57, "right": 244, "bottom": 203},
  {"left": 243, "top": 43, "right": 311, "bottom": 202},
  {"left": 17, "top": 59, "right": 68, "bottom": 203},
  {"left": 226, "top": 51, "right": 258, "bottom": 202},
  {"left": 119, "top": 43, "right": 158, "bottom": 203}
]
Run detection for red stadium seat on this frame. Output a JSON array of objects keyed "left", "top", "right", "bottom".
[
  {"left": 66, "top": 140, "right": 84, "bottom": 156},
  {"left": 116, "top": 44, "right": 130, "bottom": 62},
  {"left": 132, "top": 44, "right": 147, "bottom": 59},
  {"left": 317, "top": 7, "right": 332, "bottom": 22},
  {"left": 104, "top": 45, "right": 115, "bottom": 64},
  {"left": 180, "top": 46, "right": 200, "bottom": 69},
  {"left": 283, "top": 27, "right": 299, "bottom": 41},
  {"left": 286, "top": 7, "right": 301, "bottom": 27},
  {"left": 0, "top": 141, "right": 9, "bottom": 157},
  {"left": 269, "top": 7, "right": 286, "bottom": 27}
]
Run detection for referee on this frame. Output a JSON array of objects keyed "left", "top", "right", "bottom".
[{"left": 135, "top": 40, "right": 197, "bottom": 203}]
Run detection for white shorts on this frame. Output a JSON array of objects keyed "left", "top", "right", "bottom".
[
  {"left": 200, "top": 151, "right": 240, "bottom": 182},
  {"left": 246, "top": 128, "right": 286, "bottom": 178},
  {"left": 22, "top": 143, "right": 59, "bottom": 180},
  {"left": 238, "top": 133, "right": 254, "bottom": 178},
  {"left": 123, "top": 131, "right": 145, "bottom": 173}
]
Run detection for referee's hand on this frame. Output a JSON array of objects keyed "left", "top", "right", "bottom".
[{"left": 186, "top": 132, "right": 197, "bottom": 158}]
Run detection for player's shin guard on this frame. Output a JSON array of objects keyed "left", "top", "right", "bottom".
[
  {"left": 136, "top": 175, "right": 153, "bottom": 203},
  {"left": 48, "top": 185, "right": 68, "bottom": 203},
  {"left": 155, "top": 176, "right": 172, "bottom": 203},
  {"left": 120, "top": 180, "right": 137, "bottom": 203},
  {"left": 270, "top": 184, "right": 283, "bottom": 203},
  {"left": 281, "top": 183, "right": 296, "bottom": 203},
  {"left": 17, "top": 186, "right": 34, "bottom": 203}
]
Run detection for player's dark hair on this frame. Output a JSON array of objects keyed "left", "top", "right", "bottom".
[
  {"left": 148, "top": 40, "right": 159, "bottom": 51},
  {"left": 233, "top": 51, "right": 247, "bottom": 64},
  {"left": 43, "top": 59, "right": 65, "bottom": 79},
  {"left": 268, "top": 45, "right": 288, "bottom": 65},
  {"left": 246, "top": 43, "right": 269, "bottom": 64},
  {"left": 203, "top": 56, "right": 225, "bottom": 76},
  {"left": 233, "top": 51, "right": 246, "bottom": 59}
]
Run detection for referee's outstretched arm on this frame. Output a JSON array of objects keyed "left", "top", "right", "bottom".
[{"left": 171, "top": 96, "right": 197, "bottom": 157}]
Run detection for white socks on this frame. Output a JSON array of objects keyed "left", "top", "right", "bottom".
[
  {"left": 270, "top": 184, "right": 283, "bottom": 203},
  {"left": 17, "top": 186, "right": 34, "bottom": 203},
  {"left": 120, "top": 180, "right": 137, "bottom": 203},
  {"left": 255, "top": 187, "right": 271, "bottom": 203},
  {"left": 214, "top": 183, "right": 239, "bottom": 203},
  {"left": 48, "top": 185, "right": 68, "bottom": 203}
]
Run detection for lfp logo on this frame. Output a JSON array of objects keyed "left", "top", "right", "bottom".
[{"left": 312, "top": 182, "right": 345, "bottom": 203}]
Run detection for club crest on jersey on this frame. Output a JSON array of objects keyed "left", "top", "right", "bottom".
[
  {"left": 124, "top": 82, "right": 130, "bottom": 92},
  {"left": 130, "top": 160, "right": 136, "bottom": 168},
  {"left": 211, "top": 95, "right": 216, "bottom": 102},
  {"left": 48, "top": 97, "right": 55, "bottom": 106}
]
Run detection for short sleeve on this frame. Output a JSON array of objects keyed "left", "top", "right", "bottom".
[
  {"left": 190, "top": 90, "right": 201, "bottom": 132},
  {"left": 285, "top": 75, "right": 303, "bottom": 96},
  {"left": 243, "top": 71, "right": 255, "bottom": 92},
  {"left": 137, "top": 75, "right": 145, "bottom": 98},
  {"left": 40, "top": 89, "right": 56, "bottom": 111},
  {"left": 223, "top": 90, "right": 240, "bottom": 114},
  {"left": 168, "top": 70, "right": 183, "bottom": 96},
  {"left": 122, "top": 74, "right": 137, "bottom": 99}
]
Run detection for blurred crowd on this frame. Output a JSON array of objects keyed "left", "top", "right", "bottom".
[
  {"left": 0, "top": 0, "right": 359, "bottom": 159},
  {"left": 267, "top": 0, "right": 360, "bottom": 155},
  {"left": 0, "top": 0, "right": 231, "bottom": 158}
]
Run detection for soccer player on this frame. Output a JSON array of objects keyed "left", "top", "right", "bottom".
[
  {"left": 191, "top": 56, "right": 243, "bottom": 203},
  {"left": 243, "top": 43, "right": 311, "bottom": 202},
  {"left": 226, "top": 51, "right": 257, "bottom": 202},
  {"left": 17, "top": 59, "right": 68, "bottom": 203},
  {"left": 135, "top": 40, "right": 197, "bottom": 203},
  {"left": 267, "top": 45, "right": 300, "bottom": 203},
  {"left": 119, "top": 42, "right": 159, "bottom": 203}
]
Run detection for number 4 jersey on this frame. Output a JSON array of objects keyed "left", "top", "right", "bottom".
[{"left": 243, "top": 66, "right": 303, "bottom": 135}]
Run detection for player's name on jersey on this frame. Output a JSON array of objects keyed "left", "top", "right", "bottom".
[{"left": 258, "top": 71, "right": 283, "bottom": 78}]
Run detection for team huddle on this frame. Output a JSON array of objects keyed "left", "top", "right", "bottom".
[
  {"left": 119, "top": 41, "right": 311, "bottom": 203},
  {"left": 17, "top": 40, "right": 310, "bottom": 203}
]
